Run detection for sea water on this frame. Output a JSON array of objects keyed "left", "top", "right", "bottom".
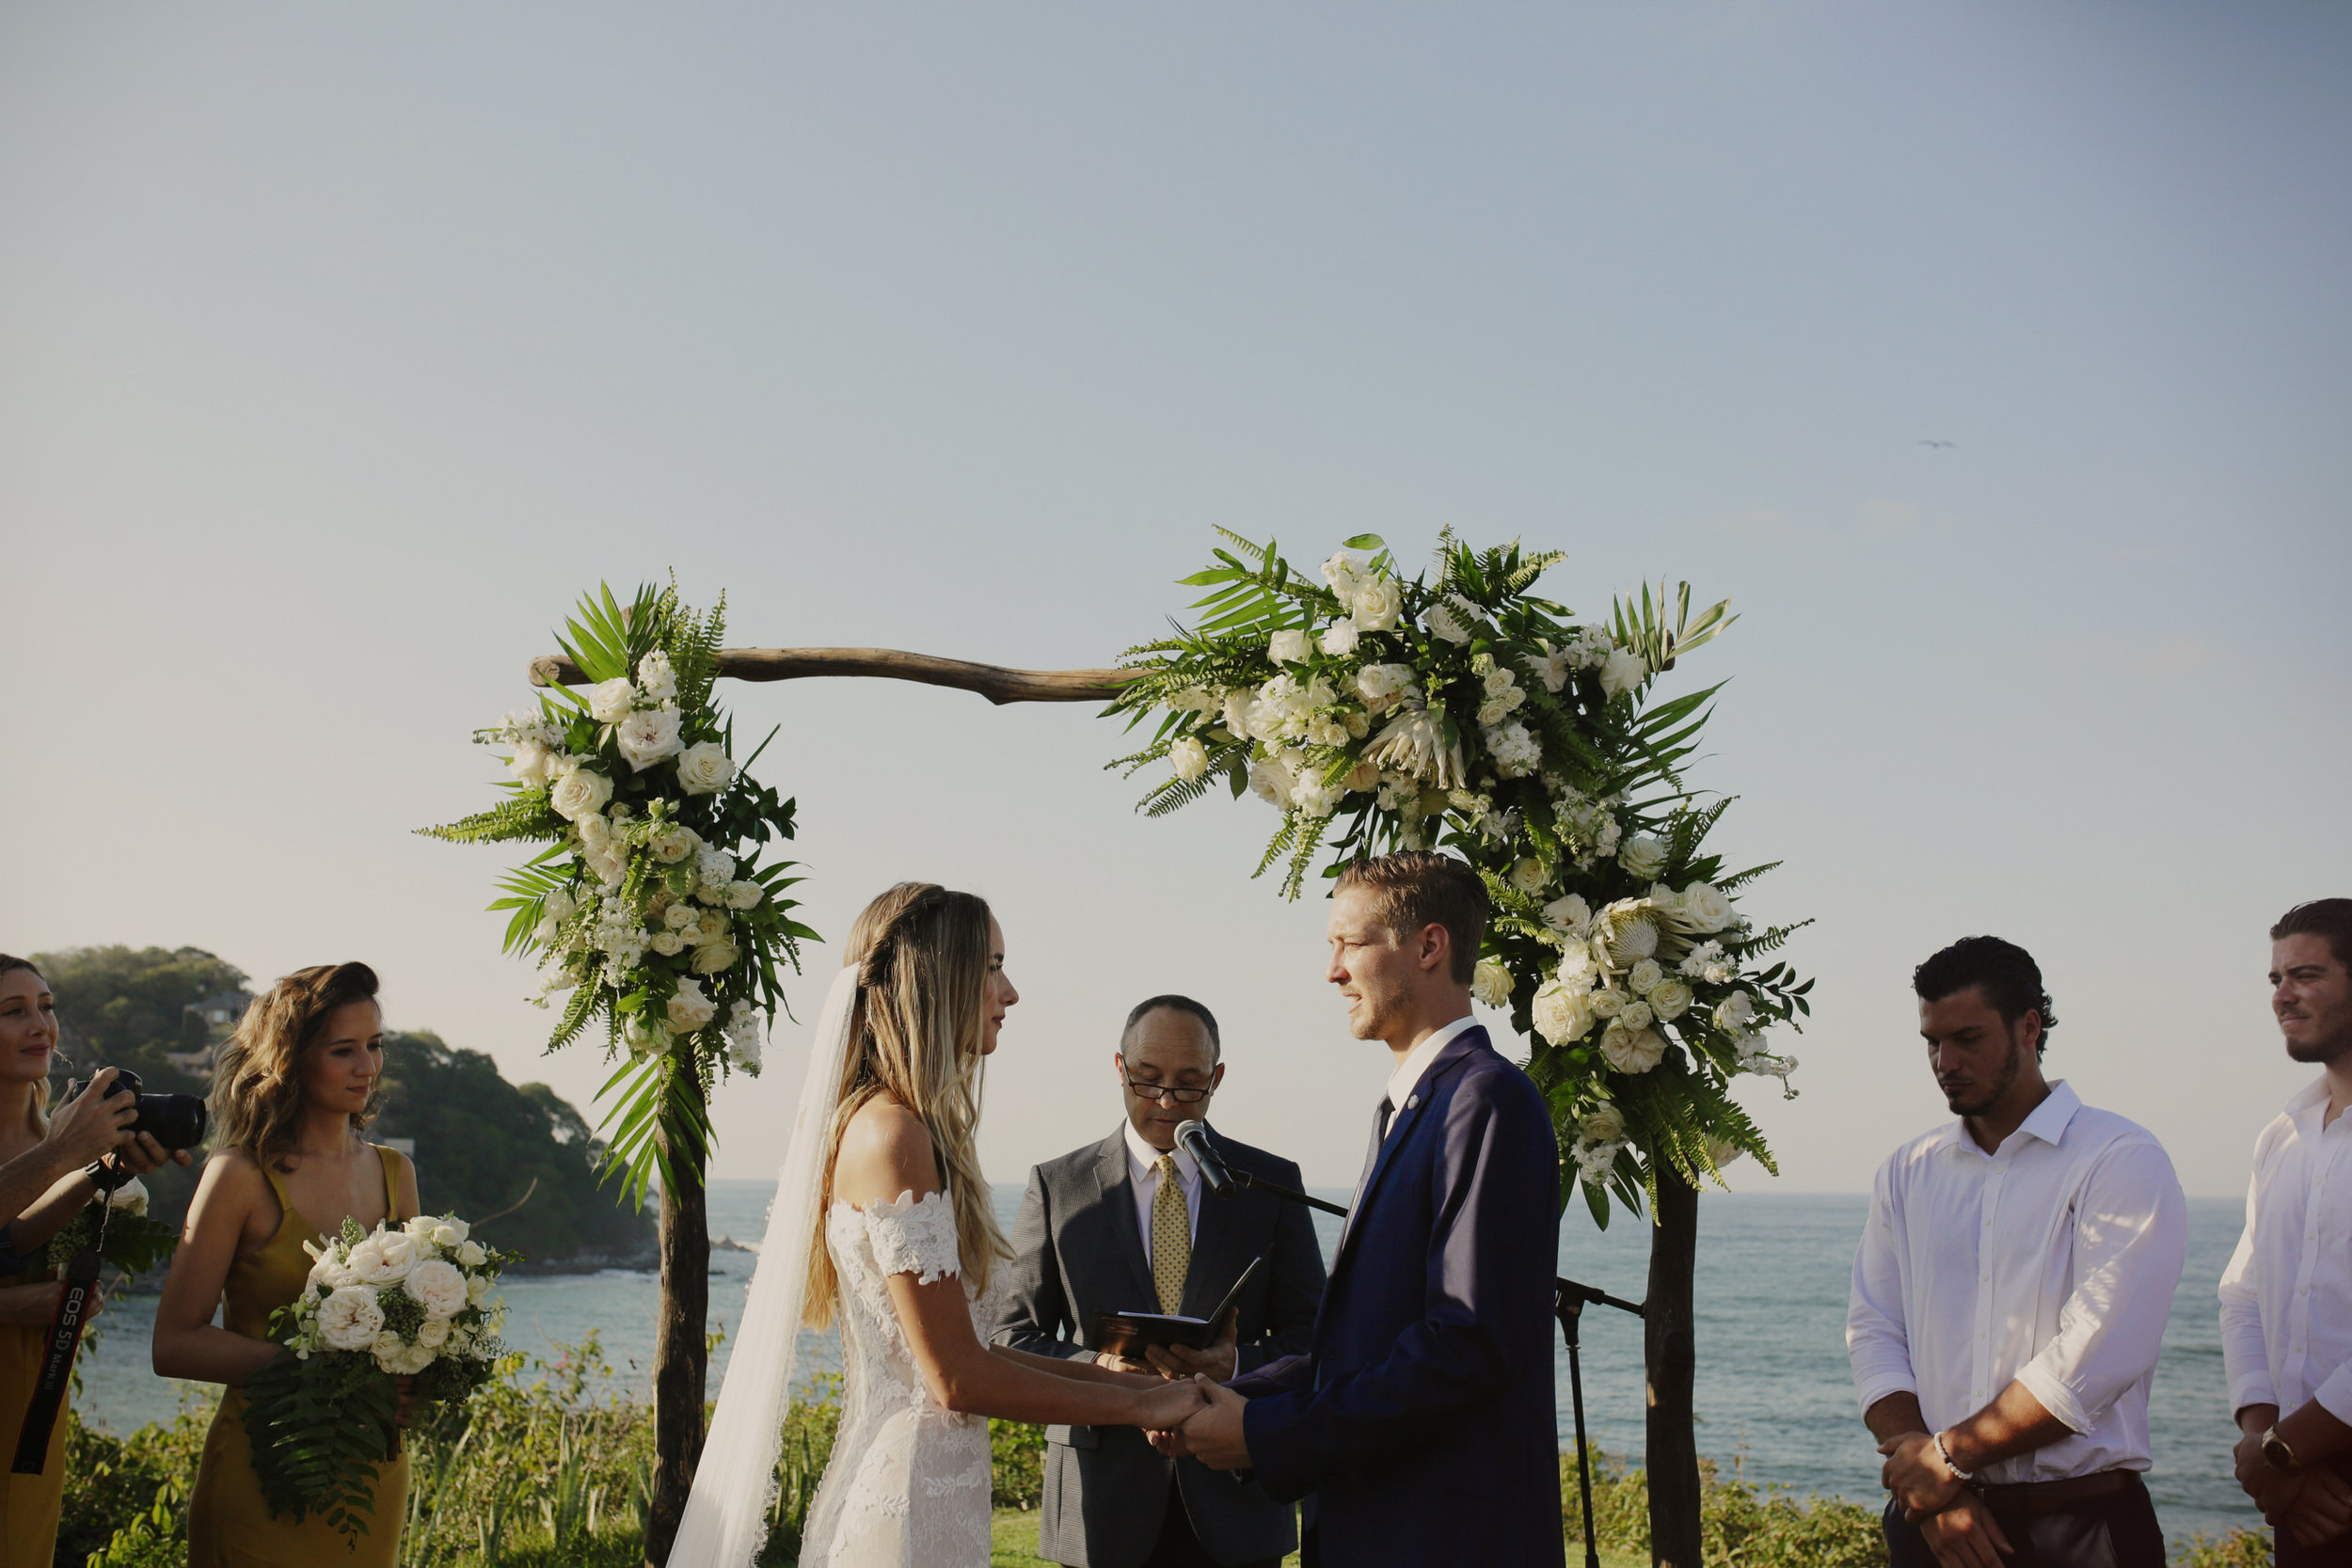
[{"left": 78, "top": 1186, "right": 2260, "bottom": 1546}]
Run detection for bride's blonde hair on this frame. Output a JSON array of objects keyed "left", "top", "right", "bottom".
[{"left": 804, "top": 882, "right": 1011, "bottom": 1327}]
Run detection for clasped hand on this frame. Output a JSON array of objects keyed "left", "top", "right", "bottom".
[
  {"left": 1146, "top": 1377, "right": 1251, "bottom": 1471},
  {"left": 2234, "top": 1429, "right": 2352, "bottom": 1547},
  {"left": 1880, "top": 1431, "right": 2013, "bottom": 1568}
]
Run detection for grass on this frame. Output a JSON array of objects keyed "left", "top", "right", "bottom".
[{"left": 61, "top": 1345, "right": 2273, "bottom": 1568}]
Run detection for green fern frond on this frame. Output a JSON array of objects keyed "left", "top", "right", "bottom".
[{"left": 417, "top": 792, "right": 564, "bottom": 846}]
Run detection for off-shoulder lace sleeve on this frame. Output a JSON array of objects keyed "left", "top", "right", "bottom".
[{"left": 858, "top": 1189, "right": 963, "bottom": 1285}]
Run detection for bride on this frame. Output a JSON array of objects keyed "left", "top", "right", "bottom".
[{"left": 673, "top": 883, "right": 1207, "bottom": 1567}]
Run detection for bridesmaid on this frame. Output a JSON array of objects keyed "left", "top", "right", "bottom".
[
  {"left": 0, "top": 954, "right": 186, "bottom": 1568},
  {"left": 154, "top": 961, "right": 420, "bottom": 1567}
]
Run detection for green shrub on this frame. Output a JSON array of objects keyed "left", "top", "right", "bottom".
[{"left": 991, "top": 1421, "right": 1045, "bottom": 1511}]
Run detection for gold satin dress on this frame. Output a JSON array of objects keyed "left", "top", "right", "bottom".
[
  {"left": 0, "top": 1259, "right": 70, "bottom": 1567},
  {"left": 187, "top": 1146, "right": 411, "bottom": 1566}
]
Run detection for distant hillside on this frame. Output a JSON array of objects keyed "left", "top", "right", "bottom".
[{"left": 30, "top": 945, "right": 651, "bottom": 1267}]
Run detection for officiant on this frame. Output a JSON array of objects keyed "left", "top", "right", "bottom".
[{"left": 992, "top": 994, "right": 1326, "bottom": 1568}]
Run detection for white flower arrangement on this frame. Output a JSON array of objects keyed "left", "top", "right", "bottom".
[
  {"left": 246, "top": 1212, "right": 514, "bottom": 1536},
  {"left": 426, "top": 583, "right": 817, "bottom": 1207},
  {"left": 1111, "top": 531, "right": 1814, "bottom": 1222}
]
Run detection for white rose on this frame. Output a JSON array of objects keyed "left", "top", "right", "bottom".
[
  {"left": 1705, "top": 1135, "right": 1742, "bottom": 1171},
  {"left": 1423, "top": 601, "right": 1472, "bottom": 644},
  {"left": 1320, "top": 621, "right": 1361, "bottom": 657},
  {"left": 548, "top": 765, "right": 613, "bottom": 824},
  {"left": 506, "top": 737, "right": 556, "bottom": 787},
  {"left": 1598, "top": 1022, "right": 1667, "bottom": 1073},
  {"left": 104, "top": 1176, "right": 149, "bottom": 1216},
  {"left": 624, "top": 1013, "right": 671, "bottom": 1057},
  {"left": 1221, "top": 689, "right": 1254, "bottom": 741},
  {"left": 1599, "top": 647, "right": 1647, "bottom": 699},
  {"left": 1618, "top": 833, "right": 1667, "bottom": 879},
  {"left": 467, "top": 1275, "right": 493, "bottom": 1309},
  {"left": 455, "top": 1241, "right": 487, "bottom": 1268},
  {"left": 691, "top": 938, "right": 740, "bottom": 976},
  {"left": 316, "top": 1286, "right": 387, "bottom": 1352},
  {"left": 1321, "top": 550, "right": 1371, "bottom": 598},
  {"left": 1677, "top": 882, "right": 1733, "bottom": 933},
  {"left": 588, "top": 677, "right": 637, "bottom": 723},
  {"left": 431, "top": 1215, "right": 468, "bottom": 1246},
  {"left": 1353, "top": 663, "right": 1410, "bottom": 707},
  {"left": 414, "top": 1315, "right": 452, "bottom": 1349},
  {"left": 1509, "top": 857, "right": 1548, "bottom": 895},
  {"left": 345, "top": 1229, "right": 420, "bottom": 1287},
  {"left": 1579, "top": 1103, "right": 1627, "bottom": 1144},
  {"left": 644, "top": 825, "right": 693, "bottom": 865},
  {"left": 1647, "top": 979, "right": 1694, "bottom": 1022},
  {"left": 1169, "top": 736, "right": 1210, "bottom": 783},
  {"left": 615, "top": 707, "right": 684, "bottom": 772},
  {"left": 720, "top": 879, "right": 757, "bottom": 911},
  {"left": 1715, "top": 990, "right": 1758, "bottom": 1033},
  {"left": 1626, "top": 959, "right": 1663, "bottom": 996},
  {"left": 404, "top": 1259, "right": 471, "bottom": 1319},
  {"left": 1470, "top": 958, "right": 1514, "bottom": 1009},
  {"left": 1482, "top": 667, "right": 1516, "bottom": 696},
  {"left": 1618, "top": 1000, "right": 1654, "bottom": 1034},
  {"left": 667, "top": 978, "right": 719, "bottom": 1032},
  {"left": 662, "top": 902, "right": 701, "bottom": 932},
  {"left": 381, "top": 1339, "right": 437, "bottom": 1377},
  {"left": 636, "top": 650, "right": 678, "bottom": 703},
  {"left": 647, "top": 931, "right": 682, "bottom": 956},
  {"left": 1351, "top": 577, "right": 1404, "bottom": 632},
  {"left": 1248, "top": 756, "right": 1295, "bottom": 808},
  {"left": 1532, "top": 977, "right": 1597, "bottom": 1045},
  {"left": 1268, "top": 628, "right": 1311, "bottom": 666},
  {"left": 1542, "top": 894, "right": 1593, "bottom": 935},
  {"left": 675, "top": 741, "right": 735, "bottom": 796},
  {"left": 697, "top": 909, "right": 728, "bottom": 940},
  {"left": 305, "top": 1251, "right": 354, "bottom": 1292},
  {"left": 1590, "top": 988, "right": 1629, "bottom": 1020}
]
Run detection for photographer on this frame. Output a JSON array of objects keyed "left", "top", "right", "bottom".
[{"left": 0, "top": 954, "right": 190, "bottom": 1563}]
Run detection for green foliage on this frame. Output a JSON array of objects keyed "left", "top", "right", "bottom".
[
  {"left": 241, "top": 1340, "right": 404, "bottom": 1538},
  {"left": 1111, "top": 532, "right": 1813, "bottom": 1218},
  {"left": 419, "top": 580, "right": 820, "bottom": 1212},
  {"left": 990, "top": 1420, "right": 1045, "bottom": 1511},
  {"left": 59, "top": 1396, "right": 215, "bottom": 1567},
  {"left": 373, "top": 1031, "right": 653, "bottom": 1265}
]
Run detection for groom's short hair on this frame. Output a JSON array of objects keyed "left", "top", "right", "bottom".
[{"left": 1336, "top": 852, "right": 1488, "bottom": 985}]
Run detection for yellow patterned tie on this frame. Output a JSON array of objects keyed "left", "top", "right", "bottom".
[{"left": 1151, "top": 1154, "right": 1190, "bottom": 1313}]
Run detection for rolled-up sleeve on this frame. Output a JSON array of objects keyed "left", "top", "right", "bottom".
[
  {"left": 2012, "top": 1138, "right": 2187, "bottom": 1433},
  {"left": 2218, "top": 1167, "right": 2278, "bottom": 1418},
  {"left": 1847, "top": 1163, "right": 1918, "bottom": 1419}
]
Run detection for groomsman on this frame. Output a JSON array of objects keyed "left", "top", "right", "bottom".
[
  {"left": 1849, "top": 936, "right": 2186, "bottom": 1568},
  {"left": 2219, "top": 898, "right": 2352, "bottom": 1561},
  {"left": 992, "top": 995, "right": 1325, "bottom": 1568}
]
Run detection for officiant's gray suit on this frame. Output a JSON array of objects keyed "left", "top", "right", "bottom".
[{"left": 992, "top": 1125, "right": 1327, "bottom": 1568}]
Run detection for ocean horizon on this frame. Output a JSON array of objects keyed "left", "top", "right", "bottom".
[{"left": 84, "top": 1184, "right": 2264, "bottom": 1548}]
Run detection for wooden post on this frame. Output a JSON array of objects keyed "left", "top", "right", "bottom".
[
  {"left": 1644, "top": 1165, "right": 1703, "bottom": 1568},
  {"left": 644, "top": 1056, "right": 709, "bottom": 1567}
]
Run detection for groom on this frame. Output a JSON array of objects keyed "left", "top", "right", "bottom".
[{"left": 1156, "top": 851, "right": 1565, "bottom": 1567}]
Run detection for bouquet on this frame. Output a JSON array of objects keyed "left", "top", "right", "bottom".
[
  {"left": 243, "top": 1212, "right": 512, "bottom": 1537},
  {"left": 43, "top": 1176, "right": 177, "bottom": 1279},
  {"left": 1110, "top": 531, "right": 1814, "bottom": 1222}
]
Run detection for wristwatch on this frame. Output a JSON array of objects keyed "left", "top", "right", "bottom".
[{"left": 2262, "top": 1424, "right": 2301, "bottom": 1473}]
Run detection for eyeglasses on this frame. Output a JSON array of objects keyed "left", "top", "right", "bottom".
[{"left": 1120, "top": 1069, "right": 1213, "bottom": 1105}]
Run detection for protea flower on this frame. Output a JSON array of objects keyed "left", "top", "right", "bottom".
[{"left": 1360, "top": 698, "right": 1467, "bottom": 790}]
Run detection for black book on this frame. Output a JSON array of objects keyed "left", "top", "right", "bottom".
[{"left": 1094, "top": 1257, "right": 1263, "bottom": 1358}]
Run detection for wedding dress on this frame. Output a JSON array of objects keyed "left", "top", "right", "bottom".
[
  {"left": 670, "top": 968, "right": 1000, "bottom": 1568},
  {"left": 793, "top": 1190, "right": 1002, "bottom": 1567}
]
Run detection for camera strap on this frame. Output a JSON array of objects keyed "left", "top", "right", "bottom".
[{"left": 11, "top": 1195, "right": 114, "bottom": 1475}]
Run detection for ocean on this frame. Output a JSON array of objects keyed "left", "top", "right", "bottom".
[{"left": 81, "top": 1186, "right": 2261, "bottom": 1547}]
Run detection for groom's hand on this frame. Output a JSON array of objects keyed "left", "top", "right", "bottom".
[
  {"left": 1175, "top": 1375, "right": 1251, "bottom": 1471},
  {"left": 1146, "top": 1309, "right": 1238, "bottom": 1383}
]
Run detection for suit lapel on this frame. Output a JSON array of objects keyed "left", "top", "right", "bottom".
[
  {"left": 1090, "top": 1129, "right": 1159, "bottom": 1309},
  {"left": 1331, "top": 1028, "right": 1487, "bottom": 1278}
]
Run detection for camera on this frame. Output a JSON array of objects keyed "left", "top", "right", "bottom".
[{"left": 84, "top": 1068, "right": 209, "bottom": 1153}]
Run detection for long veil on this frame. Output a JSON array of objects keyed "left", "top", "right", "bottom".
[{"left": 669, "top": 964, "right": 860, "bottom": 1567}]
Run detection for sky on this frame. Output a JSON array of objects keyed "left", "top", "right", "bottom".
[{"left": 5, "top": 4, "right": 2346, "bottom": 1201}]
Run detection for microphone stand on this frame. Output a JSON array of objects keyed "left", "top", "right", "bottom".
[{"left": 1185, "top": 1121, "right": 1641, "bottom": 1568}]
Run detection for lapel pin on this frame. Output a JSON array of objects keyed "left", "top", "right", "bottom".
[{"left": 1406, "top": 1095, "right": 1420, "bottom": 1110}]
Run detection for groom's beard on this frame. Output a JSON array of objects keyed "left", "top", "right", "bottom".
[
  {"left": 1940, "top": 1039, "right": 2026, "bottom": 1118},
  {"left": 2287, "top": 1020, "right": 2352, "bottom": 1065}
]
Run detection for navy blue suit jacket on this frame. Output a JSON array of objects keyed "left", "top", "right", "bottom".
[{"left": 1230, "top": 1025, "right": 1565, "bottom": 1568}]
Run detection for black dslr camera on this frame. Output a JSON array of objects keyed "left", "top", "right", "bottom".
[{"left": 78, "top": 1068, "right": 208, "bottom": 1154}]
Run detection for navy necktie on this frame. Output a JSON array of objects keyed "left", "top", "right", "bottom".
[{"left": 1357, "top": 1095, "right": 1394, "bottom": 1193}]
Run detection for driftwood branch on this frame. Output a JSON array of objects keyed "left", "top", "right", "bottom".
[{"left": 529, "top": 647, "right": 1138, "bottom": 706}]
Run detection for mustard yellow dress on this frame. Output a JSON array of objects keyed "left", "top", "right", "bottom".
[
  {"left": 188, "top": 1146, "right": 411, "bottom": 1566},
  {"left": 0, "top": 1262, "right": 70, "bottom": 1567}
]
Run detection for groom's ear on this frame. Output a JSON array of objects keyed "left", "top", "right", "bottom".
[{"left": 1415, "top": 922, "right": 1451, "bottom": 974}]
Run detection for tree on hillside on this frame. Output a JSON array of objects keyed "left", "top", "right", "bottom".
[
  {"left": 374, "top": 1032, "right": 653, "bottom": 1266},
  {"left": 33, "top": 945, "right": 252, "bottom": 1095}
]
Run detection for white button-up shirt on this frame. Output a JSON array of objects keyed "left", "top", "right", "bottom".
[
  {"left": 1123, "top": 1120, "right": 1201, "bottom": 1273},
  {"left": 1847, "top": 1080, "right": 2188, "bottom": 1483},
  {"left": 1383, "top": 1013, "right": 1480, "bottom": 1125},
  {"left": 2218, "top": 1076, "right": 2352, "bottom": 1422}
]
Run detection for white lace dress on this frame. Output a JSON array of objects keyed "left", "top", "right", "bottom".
[{"left": 798, "top": 1190, "right": 1002, "bottom": 1568}]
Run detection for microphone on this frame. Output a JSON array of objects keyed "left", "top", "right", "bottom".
[{"left": 1174, "top": 1120, "right": 1235, "bottom": 1200}]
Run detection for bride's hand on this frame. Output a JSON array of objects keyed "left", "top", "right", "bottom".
[{"left": 1133, "top": 1375, "right": 1208, "bottom": 1430}]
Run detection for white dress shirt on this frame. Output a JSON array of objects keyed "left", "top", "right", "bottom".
[
  {"left": 1847, "top": 1080, "right": 2188, "bottom": 1483},
  {"left": 1123, "top": 1120, "right": 1201, "bottom": 1273},
  {"left": 1383, "top": 1013, "right": 1481, "bottom": 1126},
  {"left": 2218, "top": 1076, "right": 2352, "bottom": 1423}
]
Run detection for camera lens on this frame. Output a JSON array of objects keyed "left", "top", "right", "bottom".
[{"left": 133, "top": 1094, "right": 208, "bottom": 1152}]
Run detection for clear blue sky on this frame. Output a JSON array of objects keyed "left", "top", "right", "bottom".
[{"left": 5, "top": 3, "right": 2345, "bottom": 1195}]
